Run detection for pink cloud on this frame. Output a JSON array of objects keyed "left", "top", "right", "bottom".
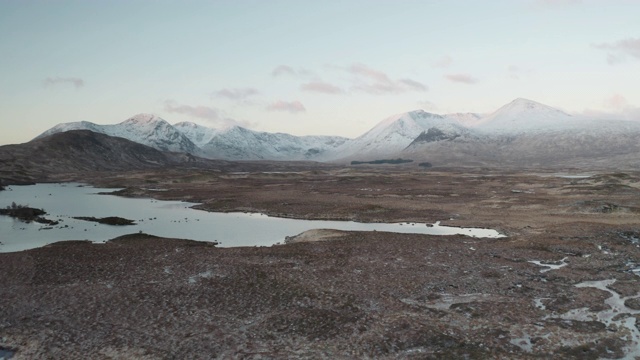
[
  {"left": 43, "top": 77, "right": 84, "bottom": 88},
  {"left": 266, "top": 100, "right": 306, "bottom": 113},
  {"left": 164, "top": 101, "right": 251, "bottom": 127},
  {"left": 592, "top": 38, "right": 640, "bottom": 65},
  {"left": 348, "top": 63, "right": 427, "bottom": 94},
  {"left": 348, "top": 63, "right": 392, "bottom": 83},
  {"left": 604, "top": 94, "right": 629, "bottom": 110},
  {"left": 580, "top": 94, "right": 640, "bottom": 122},
  {"left": 214, "top": 87, "right": 260, "bottom": 100},
  {"left": 300, "top": 81, "right": 343, "bottom": 94},
  {"left": 593, "top": 37, "right": 640, "bottom": 65},
  {"left": 445, "top": 73, "right": 479, "bottom": 84}
]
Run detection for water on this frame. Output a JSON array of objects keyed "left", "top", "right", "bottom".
[{"left": 0, "top": 183, "right": 504, "bottom": 252}]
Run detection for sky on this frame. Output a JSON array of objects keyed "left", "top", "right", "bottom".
[{"left": 1, "top": 0, "right": 639, "bottom": 145}]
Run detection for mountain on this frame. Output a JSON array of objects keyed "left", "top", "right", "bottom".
[
  {"left": 35, "top": 114, "right": 200, "bottom": 155},
  {"left": 0, "top": 130, "right": 202, "bottom": 184},
  {"left": 37, "top": 117, "right": 347, "bottom": 161},
  {"left": 402, "top": 101, "right": 640, "bottom": 168},
  {"left": 331, "top": 110, "right": 470, "bottom": 160},
  {"left": 29, "top": 99, "right": 640, "bottom": 168},
  {"left": 473, "top": 98, "right": 576, "bottom": 134},
  {"left": 196, "top": 126, "right": 349, "bottom": 161},
  {"left": 173, "top": 121, "right": 219, "bottom": 147},
  {"left": 445, "top": 112, "right": 484, "bottom": 127}
]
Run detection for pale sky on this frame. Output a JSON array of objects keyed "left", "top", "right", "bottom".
[{"left": 1, "top": 0, "right": 639, "bottom": 145}]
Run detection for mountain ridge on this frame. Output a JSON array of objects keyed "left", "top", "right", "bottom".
[{"left": 31, "top": 98, "right": 640, "bottom": 167}]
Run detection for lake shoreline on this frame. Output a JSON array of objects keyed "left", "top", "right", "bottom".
[{"left": 1, "top": 167, "right": 639, "bottom": 357}]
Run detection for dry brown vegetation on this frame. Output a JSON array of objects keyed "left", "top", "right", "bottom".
[{"left": 2, "top": 166, "right": 640, "bottom": 358}]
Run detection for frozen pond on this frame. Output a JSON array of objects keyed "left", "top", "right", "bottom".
[{"left": 0, "top": 183, "right": 504, "bottom": 252}]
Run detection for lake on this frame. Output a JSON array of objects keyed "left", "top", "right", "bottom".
[{"left": 0, "top": 183, "right": 504, "bottom": 252}]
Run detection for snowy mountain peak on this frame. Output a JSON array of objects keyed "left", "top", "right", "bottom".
[
  {"left": 474, "top": 98, "right": 575, "bottom": 133},
  {"left": 122, "top": 113, "right": 166, "bottom": 125},
  {"left": 501, "top": 98, "right": 570, "bottom": 116},
  {"left": 174, "top": 121, "right": 198, "bottom": 128}
]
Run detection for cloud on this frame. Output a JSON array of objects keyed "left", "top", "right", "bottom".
[
  {"left": 604, "top": 93, "right": 629, "bottom": 110},
  {"left": 580, "top": 94, "right": 640, "bottom": 122},
  {"left": 399, "top": 78, "right": 428, "bottom": 91},
  {"left": 593, "top": 37, "right": 640, "bottom": 64},
  {"left": 266, "top": 100, "right": 306, "bottom": 113},
  {"left": 533, "top": 0, "right": 582, "bottom": 6},
  {"left": 214, "top": 87, "right": 260, "bottom": 100},
  {"left": 163, "top": 100, "right": 252, "bottom": 127},
  {"left": 349, "top": 63, "right": 391, "bottom": 83},
  {"left": 445, "top": 73, "right": 479, "bottom": 84},
  {"left": 43, "top": 77, "right": 84, "bottom": 88},
  {"left": 300, "top": 81, "right": 343, "bottom": 94},
  {"left": 348, "top": 63, "right": 428, "bottom": 94},
  {"left": 272, "top": 65, "right": 296, "bottom": 76},
  {"left": 432, "top": 55, "right": 453, "bottom": 68}
]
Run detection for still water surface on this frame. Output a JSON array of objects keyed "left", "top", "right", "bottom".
[{"left": 0, "top": 183, "right": 503, "bottom": 252}]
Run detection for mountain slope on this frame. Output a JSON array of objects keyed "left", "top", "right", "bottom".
[
  {"left": 331, "top": 110, "right": 469, "bottom": 160},
  {"left": 0, "top": 130, "right": 201, "bottom": 184},
  {"left": 35, "top": 114, "right": 200, "bottom": 155},
  {"left": 173, "top": 121, "right": 219, "bottom": 148},
  {"left": 198, "top": 126, "right": 349, "bottom": 161},
  {"left": 473, "top": 98, "right": 576, "bottom": 134},
  {"left": 402, "top": 118, "right": 640, "bottom": 168}
]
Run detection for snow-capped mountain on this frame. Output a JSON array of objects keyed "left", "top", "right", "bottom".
[
  {"left": 331, "top": 110, "right": 470, "bottom": 160},
  {"left": 445, "top": 112, "right": 484, "bottom": 127},
  {"left": 402, "top": 99, "right": 640, "bottom": 168},
  {"left": 473, "top": 98, "right": 576, "bottom": 134},
  {"left": 35, "top": 114, "right": 200, "bottom": 155},
  {"left": 36, "top": 115, "right": 348, "bottom": 161},
  {"left": 32, "top": 98, "right": 640, "bottom": 168},
  {"left": 196, "top": 126, "right": 348, "bottom": 161},
  {"left": 173, "top": 121, "right": 219, "bottom": 148}
]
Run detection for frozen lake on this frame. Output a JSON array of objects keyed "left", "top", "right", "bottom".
[{"left": 0, "top": 183, "right": 504, "bottom": 252}]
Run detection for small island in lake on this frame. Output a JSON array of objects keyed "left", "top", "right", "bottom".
[
  {"left": 0, "top": 202, "right": 59, "bottom": 225},
  {"left": 72, "top": 216, "right": 136, "bottom": 226}
]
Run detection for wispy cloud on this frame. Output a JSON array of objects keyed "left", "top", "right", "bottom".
[
  {"left": 348, "top": 63, "right": 428, "bottom": 94},
  {"left": 272, "top": 65, "right": 296, "bottom": 77},
  {"left": 432, "top": 55, "right": 453, "bottom": 68},
  {"left": 271, "top": 65, "right": 312, "bottom": 77},
  {"left": 398, "top": 78, "right": 428, "bottom": 91},
  {"left": 164, "top": 100, "right": 251, "bottom": 127},
  {"left": 266, "top": 100, "right": 306, "bottom": 113},
  {"left": 214, "top": 87, "right": 260, "bottom": 100},
  {"left": 300, "top": 81, "right": 343, "bottom": 94},
  {"left": 43, "top": 77, "right": 84, "bottom": 89},
  {"left": 532, "top": 0, "right": 582, "bottom": 7},
  {"left": 445, "top": 73, "right": 479, "bottom": 84},
  {"left": 593, "top": 37, "right": 640, "bottom": 65}
]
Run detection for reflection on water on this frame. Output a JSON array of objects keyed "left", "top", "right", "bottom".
[{"left": 0, "top": 183, "right": 504, "bottom": 252}]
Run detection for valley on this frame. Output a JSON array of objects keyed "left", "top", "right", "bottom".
[
  {"left": 2, "top": 165, "right": 640, "bottom": 358},
  {"left": 2, "top": 99, "right": 640, "bottom": 358}
]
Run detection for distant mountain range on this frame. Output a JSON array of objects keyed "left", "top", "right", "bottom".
[
  {"left": 28, "top": 98, "right": 640, "bottom": 168},
  {"left": 35, "top": 114, "right": 348, "bottom": 161}
]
